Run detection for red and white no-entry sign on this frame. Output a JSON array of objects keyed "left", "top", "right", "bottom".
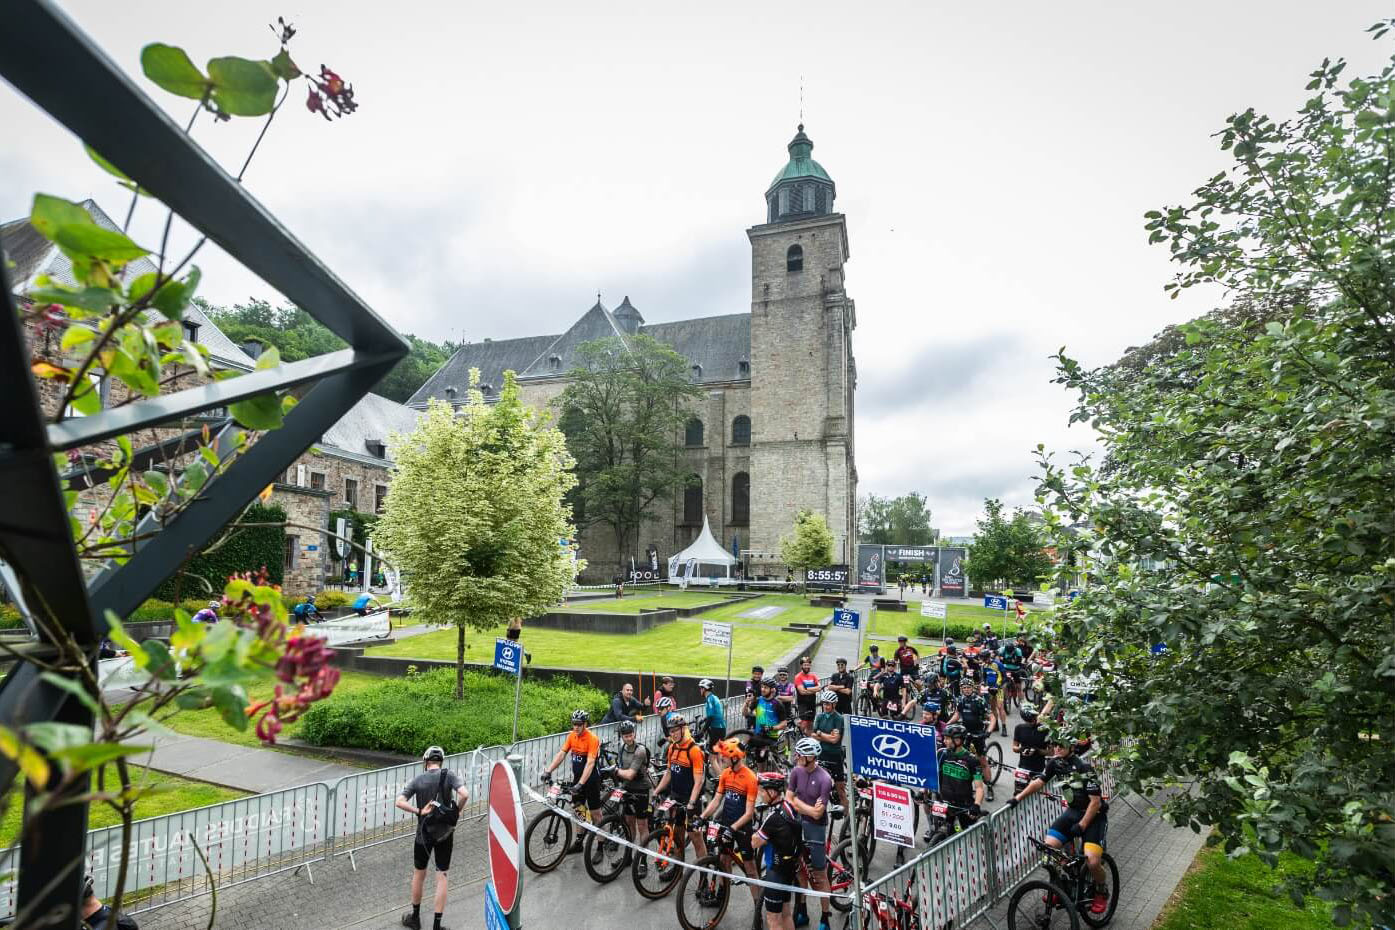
[{"left": 488, "top": 760, "right": 525, "bottom": 916}]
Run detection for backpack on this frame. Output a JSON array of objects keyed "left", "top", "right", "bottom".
[{"left": 421, "top": 769, "right": 460, "bottom": 842}]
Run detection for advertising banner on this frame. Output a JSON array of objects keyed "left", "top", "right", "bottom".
[
  {"left": 921, "top": 601, "right": 947, "bottom": 619},
  {"left": 856, "top": 545, "right": 884, "bottom": 590},
  {"left": 304, "top": 610, "right": 391, "bottom": 647},
  {"left": 884, "top": 545, "right": 938, "bottom": 564},
  {"left": 938, "top": 547, "right": 967, "bottom": 597},
  {"left": 848, "top": 715, "right": 939, "bottom": 791},
  {"left": 833, "top": 609, "right": 860, "bottom": 631},
  {"left": 493, "top": 638, "right": 524, "bottom": 675}
]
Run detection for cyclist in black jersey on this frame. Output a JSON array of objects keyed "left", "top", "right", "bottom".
[
  {"left": 753, "top": 772, "right": 803, "bottom": 930},
  {"left": 1011, "top": 704, "right": 1049, "bottom": 778},
  {"left": 1007, "top": 737, "right": 1110, "bottom": 916},
  {"left": 950, "top": 678, "right": 996, "bottom": 800},
  {"left": 926, "top": 723, "right": 984, "bottom": 840}
]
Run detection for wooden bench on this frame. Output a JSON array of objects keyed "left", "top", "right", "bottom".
[{"left": 872, "top": 598, "right": 908, "bottom": 612}]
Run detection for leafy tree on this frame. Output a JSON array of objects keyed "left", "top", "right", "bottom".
[
  {"left": 964, "top": 498, "right": 1051, "bottom": 590},
  {"left": 554, "top": 334, "right": 702, "bottom": 561},
  {"left": 375, "top": 372, "right": 579, "bottom": 698},
  {"left": 859, "top": 492, "right": 935, "bottom": 545},
  {"left": 199, "top": 298, "right": 456, "bottom": 403},
  {"left": 780, "top": 510, "right": 834, "bottom": 586},
  {"left": 1035, "top": 24, "right": 1395, "bottom": 926}
]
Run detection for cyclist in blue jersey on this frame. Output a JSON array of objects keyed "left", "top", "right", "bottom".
[
  {"left": 699, "top": 678, "right": 726, "bottom": 748},
  {"left": 291, "top": 595, "right": 322, "bottom": 623},
  {"left": 750, "top": 677, "right": 789, "bottom": 755}
]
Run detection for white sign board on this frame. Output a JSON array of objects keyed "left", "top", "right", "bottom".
[
  {"left": 302, "top": 610, "right": 391, "bottom": 647},
  {"left": 701, "top": 621, "right": 732, "bottom": 648},
  {"left": 872, "top": 781, "right": 915, "bottom": 848},
  {"left": 920, "top": 602, "right": 947, "bottom": 619}
]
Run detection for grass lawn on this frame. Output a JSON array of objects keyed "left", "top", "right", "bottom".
[
  {"left": 372, "top": 618, "right": 810, "bottom": 676},
  {"left": 870, "top": 602, "right": 1015, "bottom": 640},
  {"left": 565, "top": 591, "right": 734, "bottom": 613},
  {"left": 0, "top": 764, "right": 245, "bottom": 847},
  {"left": 1153, "top": 844, "right": 1338, "bottom": 930},
  {"left": 154, "top": 669, "right": 385, "bottom": 750},
  {"left": 692, "top": 593, "right": 833, "bottom": 627}
]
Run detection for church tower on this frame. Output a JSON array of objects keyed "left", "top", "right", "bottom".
[{"left": 748, "top": 125, "right": 858, "bottom": 569}]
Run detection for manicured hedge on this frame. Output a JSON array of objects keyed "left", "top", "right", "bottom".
[
  {"left": 154, "top": 503, "right": 287, "bottom": 601},
  {"left": 298, "top": 667, "right": 608, "bottom": 755}
]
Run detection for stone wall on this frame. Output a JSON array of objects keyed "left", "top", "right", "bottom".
[{"left": 268, "top": 448, "right": 392, "bottom": 592}]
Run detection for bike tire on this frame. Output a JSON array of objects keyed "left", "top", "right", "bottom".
[
  {"left": 828, "top": 838, "right": 857, "bottom": 912},
  {"left": 633, "top": 829, "right": 686, "bottom": 900},
  {"left": 986, "top": 741, "right": 1004, "bottom": 785},
  {"left": 1078, "top": 852, "right": 1120, "bottom": 928},
  {"left": 675, "top": 854, "right": 732, "bottom": 930},
  {"left": 1007, "top": 878, "right": 1081, "bottom": 930},
  {"left": 524, "top": 810, "right": 571, "bottom": 874},
  {"left": 583, "top": 813, "right": 631, "bottom": 884},
  {"left": 855, "top": 812, "right": 877, "bottom": 871},
  {"left": 857, "top": 691, "right": 876, "bottom": 716}
]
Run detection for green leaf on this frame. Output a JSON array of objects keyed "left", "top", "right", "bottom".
[
  {"left": 37, "top": 673, "right": 100, "bottom": 714},
  {"left": 269, "top": 48, "right": 301, "bottom": 81},
  {"left": 207, "top": 57, "right": 279, "bottom": 117},
  {"left": 29, "top": 285, "right": 119, "bottom": 315},
  {"left": 23, "top": 722, "right": 94, "bottom": 754},
  {"left": 59, "top": 325, "right": 97, "bottom": 351},
  {"left": 84, "top": 145, "right": 148, "bottom": 197},
  {"left": 30, "top": 194, "right": 91, "bottom": 240},
  {"left": 0, "top": 726, "right": 50, "bottom": 789},
  {"left": 229, "top": 392, "right": 284, "bottom": 431},
  {"left": 141, "top": 43, "right": 209, "bottom": 99},
  {"left": 210, "top": 685, "right": 250, "bottom": 730},
  {"left": 254, "top": 345, "right": 282, "bottom": 371},
  {"left": 142, "top": 639, "right": 178, "bottom": 681},
  {"left": 53, "top": 225, "right": 149, "bottom": 262},
  {"left": 51, "top": 741, "right": 153, "bottom": 772},
  {"left": 104, "top": 611, "right": 143, "bottom": 661},
  {"left": 151, "top": 266, "right": 201, "bottom": 321},
  {"left": 142, "top": 470, "right": 170, "bottom": 498},
  {"left": 69, "top": 376, "right": 103, "bottom": 415}
]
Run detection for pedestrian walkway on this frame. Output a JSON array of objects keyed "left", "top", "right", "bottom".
[
  {"left": 142, "top": 731, "right": 361, "bottom": 794},
  {"left": 810, "top": 593, "right": 869, "bottom": 678}
]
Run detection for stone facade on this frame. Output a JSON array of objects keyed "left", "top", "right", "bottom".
[{"left": 409, "top": 125, "right": 858, "bottom": 580}]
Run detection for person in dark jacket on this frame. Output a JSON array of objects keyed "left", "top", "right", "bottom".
[
  {"left": 601, "top": 682, "right": 644, "bottom": 723},
  {"left": 81, "top": 874, "right": 138, "bottom": 929}
]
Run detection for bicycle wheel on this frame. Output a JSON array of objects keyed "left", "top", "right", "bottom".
[
  {"left": 855, "top": 810, "right": 877, "bottom": 872},
  {"left": 633, "top": 829, "right": 686, "bottom": 899},
  {"left": 676, "top": 854, "right": 732, "bottom": 930},
  {"left": 583, "top": 813, "right": 631, "bottom": 884},
  {"left": 524, "top": 810, "right": 571, "bottom": 874},
  {"left": 828, "top": 839, "right": 857, "bottom": 912},
  {"left": 1007, "top": 879, "right": 1081, "bottom": 930},
  {"left": 1078, "top": 853, "right": 1120, "bottom": 928},
  {"left": 985, "top": 741, "right": 1004, "bottom": 785},
  {"left": 857, "top": 690, "right": 876, "bottom": 716}
]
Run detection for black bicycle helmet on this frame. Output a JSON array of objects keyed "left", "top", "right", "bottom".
[
  {"left": 944, "top": 723, "right": 968, "bottom": 740},
  {"left": 570, "top": 709, "right": 590, "bottom": 724},
  {"left": 1019, "top": 704, "right": 1039, "bottom": 723},
  {"left": 618, "top": 720, "right": 636, "bottom": 735}
]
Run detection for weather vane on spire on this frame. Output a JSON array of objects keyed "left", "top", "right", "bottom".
[{"left": 799, "top": 75, "right": 804, "bottom": 126}]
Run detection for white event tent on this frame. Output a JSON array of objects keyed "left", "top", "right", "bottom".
[{"left": 667, "top": 515, "right": 737, "bottom": 585}]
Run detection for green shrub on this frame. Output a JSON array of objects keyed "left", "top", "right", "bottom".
[
  {"left": 315, "top": 590, "right": 354, "bottom": 610},
  {"left": 127, "top": 599, "right": 175, "bottom": 623},
  {"left": 154, "top": 503, "right": 286, "bottom": 601},
  {"left": 915, "top": 617, "right": 1048, "bottom": 642},
  {"left": 299, "top": 668, "right": 608, "bottom": 755},
  {"left": 0, "top": 604, "right": 24, "bottom": 630}
]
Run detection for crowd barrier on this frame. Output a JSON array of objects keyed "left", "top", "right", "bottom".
[{"left": 0, "top": 662, "right": 1118, "bottom": 928}]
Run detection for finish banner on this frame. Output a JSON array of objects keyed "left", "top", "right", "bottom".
[{"left": 884, "top": 545, "right": 938, "bottom": 564}]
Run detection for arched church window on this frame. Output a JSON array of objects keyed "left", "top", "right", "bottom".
[
  {"left": 732, "top": 415, "right": 751, "bottom": 446},
  {"left": 683, "top": 475, "right": 703, "bottom": 524},
  {"left": 685, "top": 418, "right": 704, "bottom": 447},
  {"left": 732, "top": 472, "right": 750, "bottom": 524},
  {"left": 786, "top": 245, "right": 803, "bottom": 273}
]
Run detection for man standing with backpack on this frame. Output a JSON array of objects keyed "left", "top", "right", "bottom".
[{"left": 396, "top": 745, "right": 468, "bottom": 930}]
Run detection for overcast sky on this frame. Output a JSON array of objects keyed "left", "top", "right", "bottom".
[{"left": 3, "top": 1, "right": 1390, "bottom": 535}]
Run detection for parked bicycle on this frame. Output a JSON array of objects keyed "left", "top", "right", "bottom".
[
  {"left": 1005, "top": 836, "right": 1119, "bottom": 930},
  {"left": 525, "top": 775, "right": 597, "bottom": 873},
  {"left": 583, "top": 780, "right": 644, "bottom": 884},
  {"left": 632, "top": 795, "right": 692, "bottom": 899}
]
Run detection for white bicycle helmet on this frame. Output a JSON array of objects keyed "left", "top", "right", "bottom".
[
  {"left": 794, "top": 737, "right": 821, "bottom": 758},
  {"left": 422, "top": 745, "right": 445, "bottom": 763},
  {"left": 818, "top": 689, "right": 838, "bottom": 704},
  {"left": 698, "top": 678, "right": 714, "bottom": 690}
]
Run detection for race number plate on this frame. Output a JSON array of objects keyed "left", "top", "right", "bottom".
[
  {"left": 657, "top": 798, "right": 675, "bottom": 812},
  {"left": 1014, "top": 768, "right": 1032, "bottom": 783},
  {"left": 931, "top": 801, "right": 948, "bottom": 817},
  {"left": 609, "top": 789, "right": 625, "bottom": 802},
  {"left": 706, "top": 823, "right": 720, "bottom": 840},
  {"left": 547, "top": 784, "right": 562, "bottom": 799}
]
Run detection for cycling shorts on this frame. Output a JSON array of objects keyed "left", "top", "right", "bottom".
[
  {"left": 714, "top": 821, "right": 754, "bottom": 858},
  {"left": 965, "top": 731, "right": 989, "bottom": 756},
  {"left": 574, "top": 774, "right": 602, "bottom": 810},
  {"left": 1048, "top": 808, "right": 1107, "bottom": 854},
  {"left": 819, "top": 758, "right": 845, "bottom": 782},
  {"left": 762, "top": 859, "right": 800, "bottom": 912},
  {"left": 801, "top": 820, "right": 828, "bottom": 870},
  {"left": 413, "top": 831, "right": 454, "bottom": 871},
  {"left": 623, "top": 791, "right": 651, "bottom": 819},
  {"left": 705, "top": 726, "right": 727, "bottom": 749}
]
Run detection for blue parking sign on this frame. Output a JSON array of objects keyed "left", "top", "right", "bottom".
[
  {"left": 848, "top": 715, "right": 938, "bottom": 791},
  {"left": 983, "top": 595, "right": 1009, "bottom": 611},
  {"left": 494, "top": 638, "right": 523, "bottom": 675},
  {"left": 834, "top": 609, "right": 860, "bottom": 630}
]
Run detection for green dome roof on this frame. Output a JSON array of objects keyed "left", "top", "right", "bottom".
[{"left": 766, "top": 124, "right": 834, "bottom": 194}]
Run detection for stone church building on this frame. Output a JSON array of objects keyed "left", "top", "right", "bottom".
[{"left": 409, "top": 125, "right": 858, "bottom": 580}]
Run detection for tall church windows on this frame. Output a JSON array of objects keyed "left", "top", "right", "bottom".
[
  {"left": 685, "top": 418, "right": 704, "bottom": 447},
  {"left": 732, "top": 472, "right": 750, "bottom": 525},
  {"left": 787, "top": 245, "right": 803, "bottom": 273},
  {"left": 732, "top": 415, "right": 751, "bottom": 446},
  {"left": 683, "top": 475, "right": 703, "bottom": 524}
]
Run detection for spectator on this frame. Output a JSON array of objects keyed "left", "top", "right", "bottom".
[
  {"left": 828, "top": 657, "right": 855, "bottom": 715},
  {"left": 80, "top": 873, "right": 138, "bottom": 929},
  {"left": 348, "top": 560, "right": 360, "bottom": 585},
  {"left": 353, "top": 592, "right": 382, "bottom": 616},
  {"left": 774, "top": 669, "right": 797, "bottom": 709},
  {"left": 793, "top": 656, "right": 820, "bottom": 716},
  {"left": 742, "top": 665, "right": 765, "bottom": 728},
  {"left": 395, "top": 746, "right": 467, "bottom": 930},
  {"left": 602, "top": 683, "right": 644, "bottom": 724},
  {"left": 651, "top": 675, "right": 677, "bottom": 714}
]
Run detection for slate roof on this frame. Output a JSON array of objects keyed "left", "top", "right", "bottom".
[
  {"left": 407, "top": 333, "right": 559, "bottom": 406},
  {"left": 517, "top": 300, "right": 633, "bottom": 378},
  {"left": 319, "top": 392, "right": 421, "bottom": 464},
  {"left": 1, "top": 200, "right": 256, "bottom": 371},
  {"left": 641, "top": 313, "right": 750, "bottom": 383}
]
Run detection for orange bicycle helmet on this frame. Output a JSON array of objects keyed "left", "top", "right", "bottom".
[{"left": 714, "top": 738, "right": 745, "bottom": 761}]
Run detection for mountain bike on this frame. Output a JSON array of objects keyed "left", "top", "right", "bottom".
[
  {"left": 525, "top": 775, "right": 596, "bottom": 874},
  {"left": 675, "top": 818, "right": 759, "bottom": 930},
  {"left": 632, "top": 795, "right": 692, "bottom": 899},
  {"left": 1005, "top": 837, "right": 1120, "bottom": 930},
  {"left": 583, "top": 781, "right": 643, "bottom": 884},
  {"left": 853, "top": 865, "right": 921, "bottom": 930},
  {"left": 920, "top": 796, "right": 982, "bottom": 848},
  {"left": 722, "top": 728, "right": 792, "bottom": 773}
]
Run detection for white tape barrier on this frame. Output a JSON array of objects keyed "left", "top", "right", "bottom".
[
  {"left": 303, "top": 610, "right": 391, "bottom": 646},
  {"left": 520, "top": 782, "right": 839, "bottom": 899},
  {"left": 98, "top": 655, "right": 149, "bottom": 691}
]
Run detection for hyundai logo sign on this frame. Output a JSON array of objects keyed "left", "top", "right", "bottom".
[{"left": 872, "top": 734, "right": 910, "bottom": 759}]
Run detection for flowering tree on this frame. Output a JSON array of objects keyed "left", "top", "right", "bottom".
[
  {"left": 780, "top": 510, "right": 834, "bottom": 589},
  {"left": 375, "top": 371, "right": 580, "bottom": 698}
]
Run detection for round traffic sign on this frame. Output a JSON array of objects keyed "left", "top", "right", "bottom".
[{"left": 488, "top": 760, "right": 524, "bottom": 914}]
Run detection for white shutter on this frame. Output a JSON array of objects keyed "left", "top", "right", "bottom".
[{"left": 296, "top": 464, "right": 306, "bottom": 487}]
